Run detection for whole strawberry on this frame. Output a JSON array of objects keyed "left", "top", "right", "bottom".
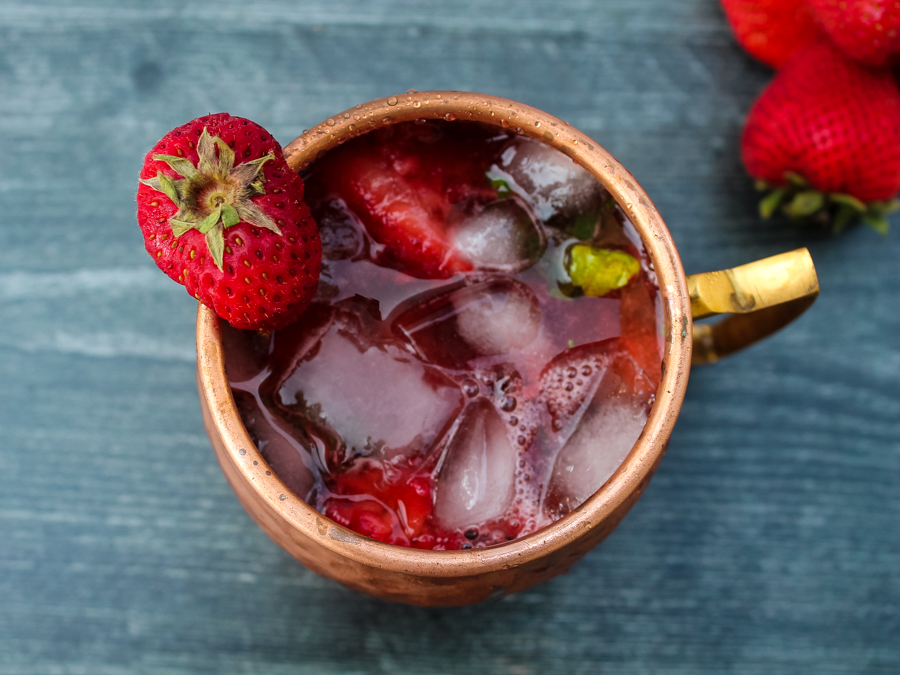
[
  {"left": 720, "top": 0, "right": 822, "bottom": 68},
  {"left": 808, "top": 0, "right": 900, "bottom": 68},
  {"left": 741, "top": 41, "right": 900, "bottom": 231},
  {"left": 137, "top": 114, "right": 321, "bottom": 331}
]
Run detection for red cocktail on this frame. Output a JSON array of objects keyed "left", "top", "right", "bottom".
[{"left": 223, "top": 120, "right": 662, "bottom": 550}]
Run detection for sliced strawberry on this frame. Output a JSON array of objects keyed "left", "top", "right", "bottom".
[
  {"left": 307, "top": 123, "right": 501, "bottom": 279},
  {"left": 619, "top": 278, "right": 662, "bottom": 388},
  {"left": 323, "top": 459, "right": 434, "bottom": 545}
]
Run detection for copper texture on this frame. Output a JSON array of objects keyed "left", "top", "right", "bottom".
[{"left": 196, "top": 91, "right": 818, "bottom": 606}]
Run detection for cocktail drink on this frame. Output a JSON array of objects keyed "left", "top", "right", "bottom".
[
  {"left": 222, "top": 119, "right": 662, "bottom": 550},
  {"left": 195, "top": 92, "right": 818, "bottom": 604}
]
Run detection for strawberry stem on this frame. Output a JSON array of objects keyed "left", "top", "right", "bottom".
[{"left": 755, "top": 173, "right": 897, "bottom": 234}]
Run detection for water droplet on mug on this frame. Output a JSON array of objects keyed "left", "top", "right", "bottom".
[
  {"left": 387, "top": 96, "right": 398, "bottom": 106},
  {"left": 444, "top": 113, "right": 456, "bottom": 121},
  {"left": 325, "top": 118, "right": 335, "bottom": 127}
]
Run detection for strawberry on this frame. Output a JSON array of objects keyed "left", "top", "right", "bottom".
[
  {"left": 720, "top": 0, "right": 823, "bottom": 68},
  {"left": 741, "top": 41, "right": 900, "bottom": 232},
  {"left": 137, "top": 113, "right": 322, "bottom": 331},
  {"left": 808, "top": 0, "right": 900, "bottom": 68},
  {"left": 306, "top": 123, "right": 501, "bottom": 279},
  {"left": 323, "top": 460, "right": 434, "bottom": 546}
]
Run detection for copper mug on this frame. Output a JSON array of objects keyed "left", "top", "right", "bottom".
[{"left": 196, "top": 91, "right": 819, "bottom": 606}]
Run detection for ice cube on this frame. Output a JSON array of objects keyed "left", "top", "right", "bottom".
[
  {"left": 448, "top": 199, "right": 545, "bottom": 273},
  {"left": 495, "top": 137, "right": 608, "bottom": 238},
  {"left": 278, "top": 311, "right": 463, "bottom": 459},
  {"left": 389, "top": 276, "right": 541, "bottom": 370},
  {"left": 233, "top": 390, "right": 317, "bottom": 500},
  {"left": 543, "top": 353, "right": 654, "bottom": 518},
  {"left": 434, "top": 399, "right": 517, "bottom": 529}
]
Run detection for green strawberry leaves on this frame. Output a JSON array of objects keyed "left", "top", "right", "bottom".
[
  {"left": 139, "top": 127, "right": 281, "bottom": 269},
  {"left": 756, "top": 172, "right": 897, "bottom": 234}
]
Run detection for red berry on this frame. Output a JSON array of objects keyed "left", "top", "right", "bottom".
[
  {"left": 137, "top": 113, "right": 322, "bottom": 331},
  {"left": 720, "top": 0, "right": 823, "bottom": 68},
  {"left": 306, "top": 123, "right": 499, "bottom": 279},
  {"left": 323, "top": 460, "right": 434, "bottom": 545},
  {"left": 741, "top": 41, "right": 900, "bottom": 203},
  {"left": 808, "top": 0, "right": 900, "bottom": 68}
]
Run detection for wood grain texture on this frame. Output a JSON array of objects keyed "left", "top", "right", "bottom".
[{"left": 0, "top": 1, "right": 897, "bottom": 673}]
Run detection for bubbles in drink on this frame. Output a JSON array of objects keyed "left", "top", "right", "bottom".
[
  {"left": 542, "top": 348, "right": 655, "bottom": 518},
  {"left": 226, "top": 120, "right": 662, "bottom": 550}
]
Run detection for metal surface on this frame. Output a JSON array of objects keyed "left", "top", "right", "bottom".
[{"left": 688, "top": 248, "right": 820, "bottom": 364}]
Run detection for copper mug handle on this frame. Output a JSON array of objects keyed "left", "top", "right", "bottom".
[{"left": 688, "top": 248, "right": 819, "bottom": 365}]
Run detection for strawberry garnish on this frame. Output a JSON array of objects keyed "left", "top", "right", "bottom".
[
  {"left": 306, "top": 123, "right": 501, "bottom": 279},
  {"left": 741, "top": 41, "right": 900, "bottom": 232},
  {"left": 720, "top": 0, "right": 823, "bottom": 68},
  {"left": 137, "top": 113, "right": 322, "bottom": 331}
]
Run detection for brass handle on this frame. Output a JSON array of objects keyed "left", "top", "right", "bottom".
[{"left": 688, "top": 248, "right": 819, "bottom": 365}]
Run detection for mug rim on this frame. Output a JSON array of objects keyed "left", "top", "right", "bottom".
[{"left": 196, "top": 90, "right": 692, "bottom": 578}]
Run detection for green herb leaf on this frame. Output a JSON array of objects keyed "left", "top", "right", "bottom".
[
  {"left": 785, "top": 190, "right": 824, "bottom": 218},
  {"left": 205, "top": 225, "right": 226, "bottom": 270},
  {"left": 567, "top": 245, "right": 640, "bottom": 298},
  {"left": 759, "top": 188, "right": 788, "bottom": 219},
  {"left": 221, "top": 203, "right": 241, "bottom": 227},
  {"left": 196, "top": 206, "right": 222, "bottom": 234},
  {"left": 214, "top": 138, "right": 235, "bottom": 176},
  {"left": 152, "top": 154, "right": 198, "bottom": 179},
  {"left": 870, "top": 199, "right": 900, "bottom": 215},
  {"left": 862, "top": 214, "right": 890, "bottom": 235},
  {"left": 235, "top": 200, "right": 281, "bottom": 235},
  {"left": 831, "top": 204, "right": 858, "bottom": 234},
  {"left": 157, "top": 172, "right": 180, "bottom": 205},
  {"left": 170, "top": 219, "right": 195, "bottom": 237},
  {"left": 571, "top": 211, "right": 598, "bottom": 240},
  {"left": 489, "top": 177, "right": 513, "bottom": 199},
  {"left": 784, "top": 171, "right": 808, "bottom": 187},
  {"left": 829, "top": 193, "right": 867, "bottom": 213},
  {"left": 231, "top": 152, "right": 275, "bottom": 188},
  {"left": 197, "top": 128, "right": 218, "bottom": 175}
]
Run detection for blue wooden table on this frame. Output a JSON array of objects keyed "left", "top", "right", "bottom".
[{"left": 1, "top": 1, "right": 897, "bottom": 672}]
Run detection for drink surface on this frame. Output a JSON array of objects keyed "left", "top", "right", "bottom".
[{"left": 223, "top": 120, "right": 662, "bottom": 550}]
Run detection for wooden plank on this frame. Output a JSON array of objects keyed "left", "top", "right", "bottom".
[{"left": 0, "top": 0, "right": 897, "bottom": 673}]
